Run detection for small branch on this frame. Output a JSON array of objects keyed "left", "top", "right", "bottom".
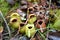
[
  {"left": 0, "top": 11, "right": 11, "bottom": 38},
  {"left": 0, "top": 33, "right": 2, "bottom": 40}
]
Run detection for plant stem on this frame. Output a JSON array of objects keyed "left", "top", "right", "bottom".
[
  {"left": 0, "top": 11, "right": 11, "bottom": 39},
  {"left": 38, "top": 31, "right": 46, "bottom": 40}
]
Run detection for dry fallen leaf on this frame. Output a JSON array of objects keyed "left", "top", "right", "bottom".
[{"left": 0, "top": 27, "right": 3, "bottom": 33}]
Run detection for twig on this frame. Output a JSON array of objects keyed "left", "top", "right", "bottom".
[
  {"left": 30, "top": 30, "right": 37, "bottom": 40},
  {"left": 0, "top": 27, "right": 3, "bottom": 40},
  {"left": 30, "top": 29, "right": 42, "bottom": 40},
  {"left": 38, "top": 31, "right": 46, "bottom": 40},
  {"left": 0, "top": 34, "right": 2, "bottom": 40},
  {"left": 0, "top": 11, "right": 11, "bottom": 38}
]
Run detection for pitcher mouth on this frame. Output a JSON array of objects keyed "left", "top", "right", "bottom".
[
  {"left": 29, "top": 14, "right": 36, "bottom": 18},
  {"left": 20, "top": 23, "right": 24, "bottom": 27},
  {"left": 10, "top": 18, "right": 17, "bottom": 23},
  {"left": 29, "top": 8, "right": 33, "bottom": 12},
  {"left": 10, "top": 13, "right": 20, "bottom": 17},
  {"left": 38, "top": 21, "right": 43, "bottom": 25},
  {"left": 12, "top": 19, "right": 17, "bottom": 22},
  {"left": 28, "top": 26, "right": 32, "bottom": 29}
]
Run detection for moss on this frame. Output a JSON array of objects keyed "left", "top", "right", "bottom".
[
  {"left": 0, "top": 0, "right": 19, "bottom": 16},
  {"left": 0, "top": 0, "right": 10, "bottom": 16}
]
